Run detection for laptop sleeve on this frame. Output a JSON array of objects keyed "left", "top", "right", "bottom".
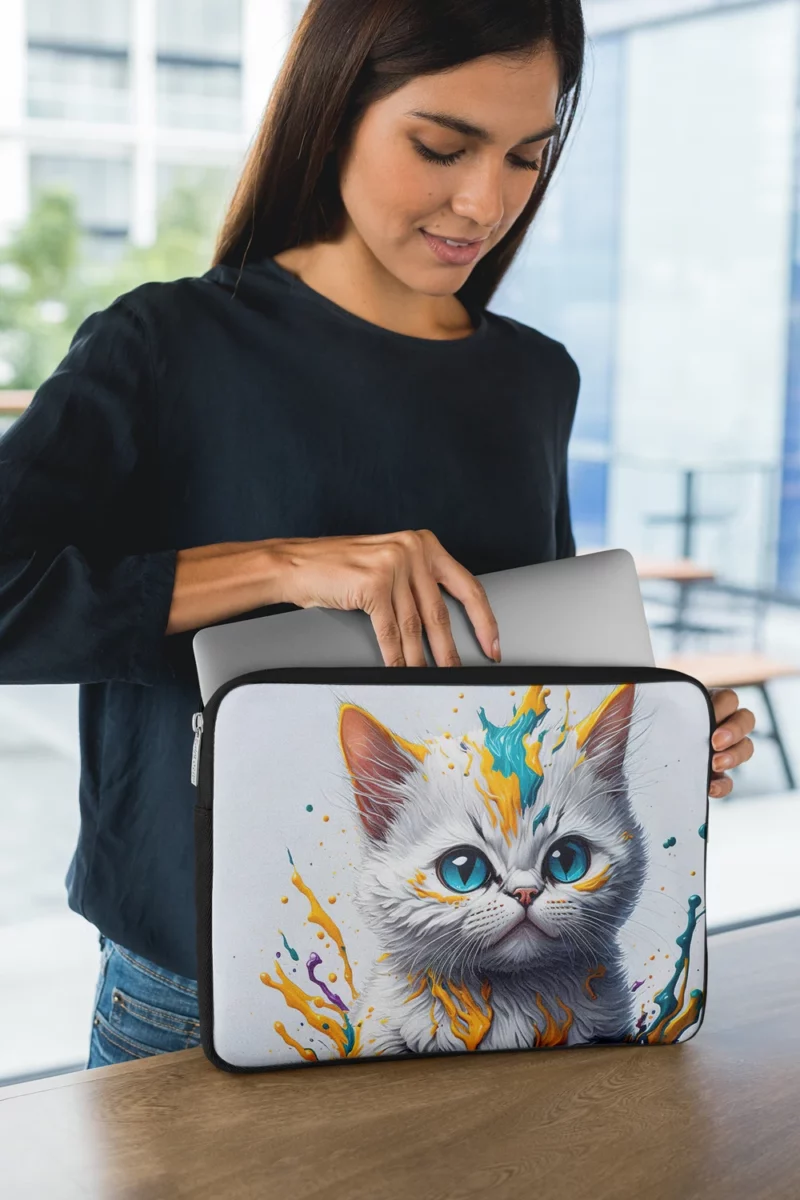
[{"left": 193, "top": 665, "right": 713, "bottom": 1072}]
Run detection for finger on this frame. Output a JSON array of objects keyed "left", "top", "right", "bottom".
[
  {"left": 709, "top": 773, "right": 733, "bottom": 798},
  {"left": 711, "top": 688, "right": 740, "bottom": 727},
  {"left": 432, "top": 556, "right": 500, "bottom": 662},
  {"left": 712, "top": 706, "right": 757, "bottom": 751},
  {"left": 366, "top": 591, "right": 407, "bottom": 667},
  {"left": 391, "top": 574, "right": 429, "bottom": 667},
  {"left": 409, "top": 567, "right": 461, "bottom": 668},
  {"left": 713, "top": 735, "right": 755, "bottom": 774}
]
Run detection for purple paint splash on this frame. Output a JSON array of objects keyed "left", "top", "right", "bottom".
[
  {"left": 631, "top": 979, "right": 646, "bottom": 992},
  {"left": 306, "top": 952, "right": 348, "bottom": 1011}
]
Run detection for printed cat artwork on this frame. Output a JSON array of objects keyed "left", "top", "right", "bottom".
[{"left": 337, "top": 683, "right": 650, "bottom": 1055}]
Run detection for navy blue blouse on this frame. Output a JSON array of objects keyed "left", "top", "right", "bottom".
[{"left": 0, "top": 255, "right": 579, "bottom": 977}]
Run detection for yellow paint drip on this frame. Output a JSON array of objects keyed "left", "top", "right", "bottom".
[
  {"left": 620, "top": 831, "right": 634, "bottom": 842},
  {"left": 532, "top": 993, "right": 574, "bottom": 1047},
  {"left": 261, "top": 961, "right": 360, "bottom": 1058},
  {"left": 661, "top": 991, "right": 704, "bottom": 1042},
  {"left": 471, "top": 737, "right": 521, "bottom": 844},
  {"left": 410, "top": 880, "right": 465, "bottom": 905},
  {"left": 584, "top": 964, "right": 607, "bottom": 1000},
  {"left": 273, "top": 1020, "right": 317, "bottom": 1062},
  {"left": 427, "top": 973, "right": 493, "bottom": 1051},
  {"left": 376, "top": 952, "right": 391, "bottom": 963},
  {"left": 290, "top": 861, "right": 359, "bottom": 999},
  {"left": 573, "top": 863, "right": 613, "bottom": 893},
  {"left": 405, "top": 974, "right": 428, "bottom": 1003},
  {"left": 338, "top": 702, "right": 429, "bottom": 764},
  {"left": 573, "top": 683, "right": 633, "bottom": 749},
  {"left": 646, "top": 951, "right": 691, "bottom": 1044}
]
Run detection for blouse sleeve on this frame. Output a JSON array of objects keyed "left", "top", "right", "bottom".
[
  {"left": 0, "top": 297, "right": 177, "bottom": 685},
  {"left": 555, "top": 343, "right": 580, "bottom": 560}
]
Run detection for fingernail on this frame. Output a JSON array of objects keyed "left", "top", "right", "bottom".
[
  {"left": 492, "top": 638, "right": 501, "bottom": 662},
  {"left": 713, "top": 729, "right": 733, "bottom": 749},
  {"left": 714, "top": 753, "right": 733, "bottom": 770}
]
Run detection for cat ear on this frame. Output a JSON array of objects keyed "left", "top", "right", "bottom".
[
  {"left": 578, "top": 683, "right": 635, "bottom": 780},
  {"left": 338, "top": 704, "right": 424, "bottom": 841}
]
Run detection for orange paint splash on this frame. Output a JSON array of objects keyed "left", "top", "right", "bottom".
[
  {"left": 584, "top": 964, "right": 607, "bottom": 1001},
  {"left": 273, "top": 1020, "right": 317, "bottom": 1062},
  {"left": 426, "top": 974, "right": 493, "bottom": 1051},
  {"left": 573, "top": 864, "right": 613, "bottom": 893},
  {"left": 533, "top": 993, "right": 574, "bottom": 1047}
]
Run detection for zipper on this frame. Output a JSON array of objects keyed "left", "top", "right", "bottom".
[{"left": 191, "top": 711, "right": 204, "bottom": 786}]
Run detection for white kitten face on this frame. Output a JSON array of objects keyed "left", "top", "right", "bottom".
[{"left": 338, "top": 686, "right": 648, "bottom": 978}]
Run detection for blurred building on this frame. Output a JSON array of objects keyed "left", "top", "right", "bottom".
[
  {"left": 1, "top": 0, "right": 799, "bottom": 592},
  {"left": 0, "top": 0, "right": 293, "bottom": 260},
  {"left": 505, "top": 0, "right": 800, "bottom": 591}
]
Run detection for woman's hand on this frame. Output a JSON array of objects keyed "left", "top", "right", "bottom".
[
  {"left": 272, "top": 528, "right": 501, "bottom": 668},
  {"left": 709, "top": 687, "right": 756, "bottom": 797}
]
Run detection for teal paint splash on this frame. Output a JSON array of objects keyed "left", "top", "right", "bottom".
[
  {"left": 532, "top": 804, "right": 550, "bottom": 834},
  {"left": 341, "top": 1012, "right": 357, "bottom": 1055},
  {"left": 279, "top": 931, "right": 299, "bottom": 962},
  {"left": 550, "top": 700, "right": 572, "bottom": 756},
  {"left": 633, "top": 894, "right": 704, "bottom": 1044},
  {"left": 287, "top": 848, "right": 295, "bottom": 865},
  {"left": 306, "top": 804, "right": 314, "bottom": 812},
  {"left": 663, "top": 836, "right": 677, "bottom": 849},
  {"left": 477, "top": 695, "right": 550, "bottom": 812},
  {"left": 698, "top": 823, "right": 707, "bottom": 839}
]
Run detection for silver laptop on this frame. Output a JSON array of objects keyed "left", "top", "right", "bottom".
[{"left": 193, "top": 548, "right": 654, "bottom": 704}]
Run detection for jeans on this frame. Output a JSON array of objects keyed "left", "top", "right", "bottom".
[{"left": 86, "top": 934, "right": 201, "bottom": 1068}]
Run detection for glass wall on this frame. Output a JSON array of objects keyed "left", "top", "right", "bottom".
[
  {"left": 495, "top": 34, "right": 627, "bottom": 552},
  {"left": 498, "top": 0, "right": 800, "bottom": 589}
]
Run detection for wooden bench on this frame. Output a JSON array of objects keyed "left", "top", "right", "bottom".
[
  {"left": 0, "top": 391, "right": 33, "bottom": 416},
  {"left": 658, "top": 652, "right": 800, "bottom": 790}
]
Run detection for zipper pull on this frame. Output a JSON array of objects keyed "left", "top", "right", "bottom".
[{"left": 191, "top": 711, "right": 204, "bottom": 787}]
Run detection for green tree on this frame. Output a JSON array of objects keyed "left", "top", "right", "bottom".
[{"left": 0, "top": 174, "right": 226, "bottom": 391}]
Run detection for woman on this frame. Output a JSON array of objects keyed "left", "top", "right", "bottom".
[{"left": 0, "top": 0, "right": 754, "bottom": 1068}]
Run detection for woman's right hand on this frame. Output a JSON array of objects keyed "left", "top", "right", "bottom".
[{"left": 271, "top": 529, "right": 501, "bottom": 668}]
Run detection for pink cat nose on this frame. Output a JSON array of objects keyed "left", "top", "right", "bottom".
[{"left": 512, "top": 886, "right": 539, "bottom": 908}]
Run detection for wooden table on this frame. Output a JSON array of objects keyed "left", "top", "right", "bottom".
[{"left": 2, "top": 917, "right": 800, "bottom": 1199}]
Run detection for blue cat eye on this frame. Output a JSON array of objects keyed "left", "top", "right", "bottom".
[
  {"left": 436, "top": 846, "right": 492, "bottom": 894},
  {"left": 545, "top": 837, "right": 590, "bottom": 884}
]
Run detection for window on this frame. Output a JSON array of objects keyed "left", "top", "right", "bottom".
[
  {"left": 29, "top": 155, "right": 132, "bottom": 241},
  {"left": 156, "top": 0, "right": 242, "bottom": 131},
  {"left": 26, "top": 0, "right": 131, "bottom": 124}
]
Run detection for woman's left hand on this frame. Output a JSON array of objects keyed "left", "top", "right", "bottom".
[{"left": 709, "top": 688, "right": 756, "bottom": 797}]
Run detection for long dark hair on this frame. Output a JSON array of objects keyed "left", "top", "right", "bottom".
[{"left": 213, "top": 0, "right": 585, "bottom": 313}]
